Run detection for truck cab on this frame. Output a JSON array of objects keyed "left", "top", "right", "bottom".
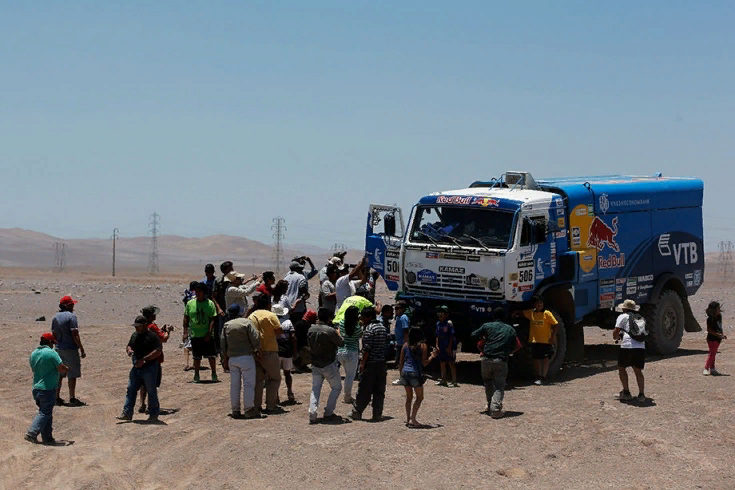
[{"left": 366, "top": 171, "right": 705, "bottom": 376}]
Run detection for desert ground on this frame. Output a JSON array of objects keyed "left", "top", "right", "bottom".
[{"left": 1, "top": 269, "right": 734, "bottom": 489}]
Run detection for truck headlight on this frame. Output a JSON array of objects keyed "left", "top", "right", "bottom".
[
  {"left": 406, "top": 271, "right": 417, "bottom": 285},
  {"left": 489, "top": 278, "right": 501, "bottom": 291}
]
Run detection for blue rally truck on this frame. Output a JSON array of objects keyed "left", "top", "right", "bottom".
[{"left": 366, "top": 171, "right": 704, "bottom": 375}]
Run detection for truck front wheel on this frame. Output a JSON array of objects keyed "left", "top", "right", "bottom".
[{"left": 641, "top": 289, "right": 685, "bottom": 355}]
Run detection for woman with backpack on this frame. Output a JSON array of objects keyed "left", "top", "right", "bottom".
[
  {"left": 613, "top": 299, "right": 647, "bottom": 403},
  {"left": 704, "top": 301, "right": 727, "bottom": 376},
  {"left": 399, "top": 328, "right": 438, "bottom": 427},
  {"left": 337, "top": 306, "right": 363, "bottom": 404}
]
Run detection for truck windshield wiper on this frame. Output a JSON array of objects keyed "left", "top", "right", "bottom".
[
  {"left": 437, "top": 232, "right": 470, "bottom": 252},
  {"left": 416, "top": 231, "right": 442, "bottom": 247},
  {"left": 462, "top": 234, "right": 494, "bottom": 253}
]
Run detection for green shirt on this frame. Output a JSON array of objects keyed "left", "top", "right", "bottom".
[
  {"left": 30, "top": 346, "right": 62, "bottom": 391},
  {"left": 185, "top": 299, "right": 217, "bottom": 338},
  {"left": 471, "top": 321, "right": 517, "bottom": 360},
  {"left": 338, "top": 320, "right": 363, "bottom": 353},
  {"left": 333, "top": 296, "right": 373, "bottom": 324}
]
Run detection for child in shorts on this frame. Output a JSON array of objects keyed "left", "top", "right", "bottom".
[{"left": 435, "top": 305, "right": 458, "bottom": 387}]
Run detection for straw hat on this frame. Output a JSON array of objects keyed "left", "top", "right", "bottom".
[{"left": 616, "top": 299, "right": 640, "bottom": 312}]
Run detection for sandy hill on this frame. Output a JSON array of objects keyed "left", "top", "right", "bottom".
[{"left": 0, "top": 228, "right": 362, "bottom": 274}]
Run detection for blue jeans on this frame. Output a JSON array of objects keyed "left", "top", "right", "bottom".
[
  {"left": 28, "top": 389, "right": 56, "bottom": 441},
  {"left": 123, "top": 363, "right": 160, "bottom": 416}
]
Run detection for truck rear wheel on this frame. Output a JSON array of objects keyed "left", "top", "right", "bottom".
[{"left": 641, "top": 289, "right": 685, "bottom": 355}]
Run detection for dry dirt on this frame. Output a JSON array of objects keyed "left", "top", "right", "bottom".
[{"left": 1, "top": 270, "right": 734, "bottom": 489}]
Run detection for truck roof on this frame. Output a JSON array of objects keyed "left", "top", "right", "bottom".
[{"left": 536, "top": 174, "right": 704, "bottom": 214}]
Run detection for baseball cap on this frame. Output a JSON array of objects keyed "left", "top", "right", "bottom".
[
  {"left": 303, "top": 310, "right": 318, "bottom": 323},
  {"left": 328, "top": 257, "right": 343, "bottom": 266},
  {"left": 395, "top": 300, "right": 408, "bottom": 309},
  {"left": 41, "top": 332, "right": 56, "bottom": 344},
  {"left": 227, "top": 303, "right": 246, "bottom": 317},
  {"left": 132, "top": 315, "right": 149, "bottom": 327},
  {"left": 141, "top": 305, "right": 161, "bottom": 318},
  {"left": 290, "top": 261, "right": 304, "bottom": 271},
  {"left": 226, "top": 271, "right": 246, "bottom": 282},
  {"left": 436, "top": 305, "right": 450, "bottom": 313},
  {"left": 59, "top": 295, "right": 78, "bottom": 305}
]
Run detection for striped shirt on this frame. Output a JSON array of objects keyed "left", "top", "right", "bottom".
[
  {"left": 338, "top": 320, "right": 363, "bottom": 353},
  {"left": 361, "top": 321, "right": 387, "bottom": 363}
]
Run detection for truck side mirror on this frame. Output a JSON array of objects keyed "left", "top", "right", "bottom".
[{"left": 384, "top": 213, "right": 396, "bottom": 237}]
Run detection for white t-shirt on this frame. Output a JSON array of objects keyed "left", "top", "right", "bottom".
[
  {"left": 335, "top": 275, "right": 356, "bottom": 310},
  {"left": 616, "top": 313, "right": 645, "bottom": 350}
]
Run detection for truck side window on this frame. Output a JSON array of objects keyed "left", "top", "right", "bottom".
[{"left": 521, "top": 217, "right": 547, "bottom": 247}]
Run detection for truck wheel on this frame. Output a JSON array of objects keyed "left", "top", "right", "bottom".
[
  {"left": 547, "top": 311, "right": 567, "bottom": 378},
  {"left": 642, "top": 289, "right": 685, "bottom": 355}
]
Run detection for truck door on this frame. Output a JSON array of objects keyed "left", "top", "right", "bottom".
[
  {"left": 512, "top": 214, "right": 551, "bottom": 301},
  {"left": 365, "top": 204, "right": 405, "bottom": 291}
]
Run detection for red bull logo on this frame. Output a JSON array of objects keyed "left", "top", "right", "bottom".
[
  {"left": 587, "top": 217, "right": 620, "bottom": 252},
  {"left": 472, "top": 197, "right": 499, "bottom": 207}
]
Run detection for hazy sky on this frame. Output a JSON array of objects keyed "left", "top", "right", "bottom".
[{"left": 1, "top": 1, "right": 732, "bottom": 250}]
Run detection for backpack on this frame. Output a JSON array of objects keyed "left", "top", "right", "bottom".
[{"left": 626, "top": 313, "right": 648, "bottom": 342}]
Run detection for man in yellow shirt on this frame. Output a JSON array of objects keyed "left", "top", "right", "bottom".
[
  {"left": 515, "top": 296, "right": 558, "bottom": 385},
  {"left": 248, "top": 292, "right": 284, "bottom": 414}
]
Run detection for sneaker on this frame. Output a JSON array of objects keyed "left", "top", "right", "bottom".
[
  {"left": 534, "top": 379, "right": 543, "bottom": 386},
  {"left": 229, "top": 410, "right": 242, "bottom": 419},
  {"left": 211, "top": 373, "right": 219, "bottom": 382},
  {"left": 617, "top": 390, "right": 633, "bottom": 401},
  {"left": 450, "top": 382, "right": 460, "bottom": 388},
  {"left": 41, "top": 438, "right": 57, "bottom": 445},
  {"left": 482, "top": 404, "right": 489, "bottom": 413},
  {"left": 349, "top": 409, "right": 362, "bottom": 421},
  {"left": 435, "top": 380, "right": 448, "bottom": 387},
  {"left": 68, "top": 397, "right": 85, "bottom": 407},
  {"left": 138, "top": 404, "right": 147, "bottom": 414},
  {"left": 24, "top": 433, "right": 38, "bottom": 444},
  {"left": 241, "top": 409, "right": 264, "bottom": 419},
  {"left": 490, "top": 410, "right": 505, "bottom": 419},
  {"left": 636, "top": 394, "right": 647, "bottom": 403},
  {"left": 193, "top": 374, "right": 200, "bottom": 383},
  {"left": 392, "top": 379, "right": 404, "bottom": 386},
  {"left": 323, "top": 413, "right": 342, "bottom": 423},
  {"left": 116, "top": 413, "right": 133, "bottom": 421},
  {"left": 703, "top": 369, "right": 711, "bottom": 376},
  {"left": 710, "top": 369, "right": 721, "bottom": 376},
  {"left": 56, "top": 397, "right": 65, "bottom": 406},
  {"left": 343, "top": 395, "right": 354, "bottom": 404},
  {"left": 147, "top": 415, "right": 159, "bottom": 422},
  {"left": 262, "top": 407, "right": 286, "bottom": 415}
]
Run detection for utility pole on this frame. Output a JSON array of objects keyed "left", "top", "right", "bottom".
[
  {"left": 272, "top": 217, "right": 286, "bottom": 278},
  {"left": 53, "top": 241, "right": 67, "bottom": 272},
  {"left": 719, "top": 241, "right": 733, "bottom": 282},
  {"left": 331, "top": 243, "right": 347, "bottom": 256},
  {"left": 111, "top": 228, "right": 119, "bottom": 277},
  {"left": 148, "top": 213, "right": 160, "bottom": 275}
]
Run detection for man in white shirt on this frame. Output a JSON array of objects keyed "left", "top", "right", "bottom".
[
  {"left": 335, "top": 259, "right": 366, "bottom": 310},
  {"left": 613, "top": 299, "right": 646, "bottom": 403},
  {"left": 226, "top": 272, "right": 262, "bottom": 310}
]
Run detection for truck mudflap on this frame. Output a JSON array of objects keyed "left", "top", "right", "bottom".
[{"left": 365, "top": 204, "right": 405, "bottom": 291}]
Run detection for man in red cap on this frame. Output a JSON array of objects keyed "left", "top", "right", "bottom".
[
  {"left": 52, "top": 295, "right": 86, "bottom": 406},
  {"left": 25, "top": 333, "right": 68, "bottom": 444}
]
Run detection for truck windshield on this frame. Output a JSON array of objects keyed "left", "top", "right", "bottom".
[{"left": 409, "top": 205, "right": 515, "bottom": 249}]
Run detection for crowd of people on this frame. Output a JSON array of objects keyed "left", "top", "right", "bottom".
[{"left": 24, "top": 254, "right": 729, "bottom": 443}]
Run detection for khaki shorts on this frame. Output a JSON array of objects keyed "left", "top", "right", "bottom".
[{"left": 279, "top": 357, "right": 294, "bottom": 371}]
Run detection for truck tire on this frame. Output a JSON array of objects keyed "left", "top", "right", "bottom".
[
  {"left": 642, "top": 289, "right": 685, "bottom": 355},
  {"left": 547, "top": 311, "right": 567, "bottom": 378}
]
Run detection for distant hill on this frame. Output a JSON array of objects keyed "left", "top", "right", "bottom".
[{"left": 0, "top": 228, "right": 362, "bottom": 273}]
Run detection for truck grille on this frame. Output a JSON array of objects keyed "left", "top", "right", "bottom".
[{"left": 405, "top": 273, "right": 503, "bottom": 301}]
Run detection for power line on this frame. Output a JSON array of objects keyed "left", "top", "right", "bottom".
[
  {"left": 719, "top": 241, "right": 733, "bottom": 283},
  {"left": 331, "top": 243, "right": 347, "bottom": 255},
  {"left": 272, "top": 217, "right": 286, "bottom": 278},
  {"left": 53, "top": 241, "right": 67, "bottom": 272},
  {"left": 148, "top": 213, "right": 160, "bottom": 275},
  {"left": 111, "top": 228, "right": 119, "bottom": 277}
]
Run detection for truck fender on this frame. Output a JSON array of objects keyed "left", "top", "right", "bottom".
[{"left": 647, "top": 273, "right": 701, "bottom": 333}]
